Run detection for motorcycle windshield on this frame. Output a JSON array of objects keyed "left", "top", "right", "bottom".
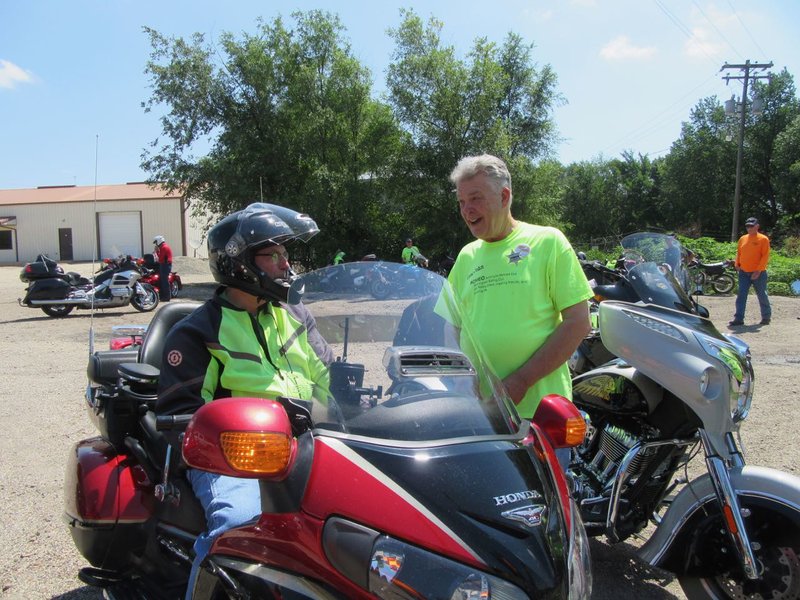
[
  {"left": 621, "top": 232, "right": 696, "bottom": 311},
  {"left": 293, "top": 262, "right": 523, "bottom": 443}
]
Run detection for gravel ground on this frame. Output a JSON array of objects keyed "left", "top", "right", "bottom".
[{"left": 1, "top": 258, "right": 798, "bottom": 599}]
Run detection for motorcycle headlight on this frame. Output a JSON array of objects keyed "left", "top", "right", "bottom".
[
  {"left": 368, "top": 536, "right": 527, "bottom": 600},
  {"left": 696, "top": 334, "right": 754, "bottom": 423}
]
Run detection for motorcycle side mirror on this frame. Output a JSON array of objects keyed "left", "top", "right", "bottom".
[
  {"left": 286, "top": 276, "right": 305, "bottom": 305},
  {"left": 182, "top": 397, "right": 296, "bottom": 479}
]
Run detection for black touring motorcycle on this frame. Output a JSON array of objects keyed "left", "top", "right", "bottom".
[{"left": 19, "top": 254, "right": 159, "bottom": 317}]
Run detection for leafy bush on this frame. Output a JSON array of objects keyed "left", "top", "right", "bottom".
[
  {"left": 580, "top": 233, "right": 800, "bottom": 296},
  {"left": 681, "top": 236, "right": 737, "bottom": 262},
  {"left": 768, "top": 281, "right": 790, "bottom": 296},
  {"left": 782, "top": 236, "right": 800, "bottom": 258}
]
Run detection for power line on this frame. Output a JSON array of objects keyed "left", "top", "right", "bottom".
[
  {"left": 726, "top": 0, "right": 769, "bottom": 59},
  {"left": 598, "top": 72, "right": 720, "bottom": 157},
  {"left": 720, "top": 60, "right": 773, "bottom": 241},
  {"left": 652, "top": 0, "right": 720, "bottom": 68},
  {"left": 692, "top": 0, "right": 744, "bottom": 62}
]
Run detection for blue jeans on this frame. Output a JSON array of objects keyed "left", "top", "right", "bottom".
[
  {"left": 734, "top": 270, "right": 771, "bottom": 322},
  {"left": 159, "top": 262, "right": 172, "bottom": 301},
  {"left": 185, "top": 470, "right": 262, "bottom": 599}
]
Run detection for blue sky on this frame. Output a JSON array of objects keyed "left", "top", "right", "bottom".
[{"left": 1, "top": 0, "right": 798, "bottom": 190}]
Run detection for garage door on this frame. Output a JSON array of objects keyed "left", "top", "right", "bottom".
[{"left": 99, "top": 212, "right": 142, "bottom": 259}]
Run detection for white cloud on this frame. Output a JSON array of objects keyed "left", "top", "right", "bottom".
[
  {"left": 600, "top": 36, "right": 657, "bottom": 61},
  {"left": 0, "top": 60, "right": 35, "bottom": 89},
  {"left": 521, "top": 8, "right": 554, "bottom": 23},
  {"left": 684, "top": 26, "right": 725, "bottom": 59}
]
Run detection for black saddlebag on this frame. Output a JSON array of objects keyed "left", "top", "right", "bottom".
[{"left": 24, "top": 277, "right": 71, "bottom": 300}]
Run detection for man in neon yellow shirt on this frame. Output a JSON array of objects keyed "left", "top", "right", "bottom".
[
  {"left": 402, "top": 238, "right": 421, "bottom": 264},
  {"left": 447, "top": 154, "right": 592, "bottom": 419}
]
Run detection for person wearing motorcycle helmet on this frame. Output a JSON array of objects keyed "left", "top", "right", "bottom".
[
  {"left": 153, "top": 234, "right": 173, "bottom": 301},
  {"left": 156, "top": 202, "right": 333, "bottom": 599}
]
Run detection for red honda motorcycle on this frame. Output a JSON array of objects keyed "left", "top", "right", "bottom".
[
  {"left": 66, "top": 264, "right": 592, "bottom": 599},
  {"left": 137, "top": 253, "right": 183, "bottom": 298}
]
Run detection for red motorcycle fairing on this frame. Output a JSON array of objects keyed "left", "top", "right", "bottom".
[
  {"left": 64, "top": 437, "right": 154, "bottom": 568},
  {"left": 305, "top": 437, "right": 485, "bottom": 568},
  {"left": 299, "top": 434, "right": 564, "bottom": 596},
  {"left": 210, "top": 515, "right": 368, "bottom": 599}
]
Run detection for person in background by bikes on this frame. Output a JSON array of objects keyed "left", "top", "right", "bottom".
[
  {"left": 156, "top": 203, "right": 332, "bottom": 599},
  {"left": 447, "top": 154, "right": 592, "bottom": 440},
  {"left": 402, "top": 238, "right": 421, "bottom": 264},
  {"left": 332, "top": 249, "right": 345, "bottom": 265},
  {"left": 153, "top": 235, "right": 173, "bottom": 302},
  {"left": 729, "top": 216, "right": 772, "bottom": 327},
  {"left": 664, "top": 234, "right": 681, "bottom": 272}
]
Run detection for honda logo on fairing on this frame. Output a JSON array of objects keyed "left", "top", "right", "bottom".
[
  {"left": 501, "top": 505, "right": 547, "bottom": 528},
  {"left": 493, "top": 490, "right": 543, "bottom": 506}
]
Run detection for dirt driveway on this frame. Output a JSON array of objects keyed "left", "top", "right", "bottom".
[{"left": 0, "top": 258, "right": 798, "bottom": 599}]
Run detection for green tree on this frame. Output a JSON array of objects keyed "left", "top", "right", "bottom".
[
  {"left": 741, "top": 70, "right": 800, "bottom": 227},
  {"left": 772, "top": 113, "right": 800, "bottom": 236},
  {"left": 560, "top": 159, "right": 620, "bottom": 242},
  {"left": 384, "top": 9, "right": 562, "bottom": 258},
  {"left": 659, "top": 97, "right": 736, "bottom": 236},
  {"left": 141, "top": 11, "right": 402, "bottom": 267},
  {"left": 608, "top": 151, "right": 662, "bottom": 233}
]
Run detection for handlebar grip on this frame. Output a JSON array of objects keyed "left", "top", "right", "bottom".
[{"left": 155, "top": 414, "right": 193, "bottom": 431}]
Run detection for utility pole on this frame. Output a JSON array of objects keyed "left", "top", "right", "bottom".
[{"left": 720, "top": 60, "right": 772, "bottom": 242}]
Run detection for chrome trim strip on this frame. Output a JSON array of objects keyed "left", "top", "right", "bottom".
[
  {"left": 213, "top": 556, "right": 339, "bottom": 600},
  {"left": 606, "top": 437, "right": 697, "bottom": 542}
]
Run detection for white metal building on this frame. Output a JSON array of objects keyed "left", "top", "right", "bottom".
[{"left": 0, "top": 182, "right": 209, "bottom": 264}]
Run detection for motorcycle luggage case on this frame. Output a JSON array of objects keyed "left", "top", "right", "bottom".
[
  {"left": 142, "top": 253, "right": 158, "bottom": 270},
  {"left": 64, "top": 437, "right": 151, "bottom": 569},
  {"left": 24, "top": 277, "right": 71, "bottom": 300},
  {"left": 19, "top": 260, "right": 64, "bottom": 282}
]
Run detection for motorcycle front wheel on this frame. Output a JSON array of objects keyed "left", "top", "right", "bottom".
[
  {"left": 711, "top": 274, "right": 735, "bottom": 295},
  {"left": 679, "top": 498, "right": 800, "bottom": 600},
  {"left": 132, "top": 284, "right": 159, "bottom": 312},
  {"left": 41, "top": 304, "right": 74, "bottom": 317},
  {"left": 370, "top": 277, "right": 392, "bottom": 300},
  {"left": 170, "top": 280, "right": 180, "bottom": 298}
]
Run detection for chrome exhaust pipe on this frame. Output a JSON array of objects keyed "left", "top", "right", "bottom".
[{"left": 23, "top": 298, "right": 112, "bottom": 306}]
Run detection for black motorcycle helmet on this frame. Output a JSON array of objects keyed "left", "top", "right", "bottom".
[{"left": 207, "top": 203, "right": 319, "bottom": 302}]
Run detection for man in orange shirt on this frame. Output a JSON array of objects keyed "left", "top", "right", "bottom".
[{"left": 729, "top": 217, "right": 771, "bottom": 327}]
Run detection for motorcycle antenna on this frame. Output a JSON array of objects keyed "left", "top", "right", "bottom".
[{"left": 89, "top": 134, "right": 99, "bottom": 356}]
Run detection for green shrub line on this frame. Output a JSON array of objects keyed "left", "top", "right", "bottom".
[{"left": 582, "top": 235, "right": 800, "bottom": 297}]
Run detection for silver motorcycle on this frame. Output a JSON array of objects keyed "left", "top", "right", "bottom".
[
  {"left": 19, "top": 254, "right": 159, "bottom": 317},
  {"left": 569, "top": 250, "right": 800, "bottom": 599}
]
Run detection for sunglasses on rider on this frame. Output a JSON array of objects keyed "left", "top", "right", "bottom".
[{"left": 254, "top": 250, "right": 290, "bottom": 265}]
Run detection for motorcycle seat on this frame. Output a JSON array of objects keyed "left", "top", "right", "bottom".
[
  {"left": 698, "top": 260, "right": 730, "bottom": 270},
  {"left": 64, "top": 271, "right": 87, "bottom": 286},
  {"left": 138, "top": 302, "right": 200, "bottom": 369}
]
